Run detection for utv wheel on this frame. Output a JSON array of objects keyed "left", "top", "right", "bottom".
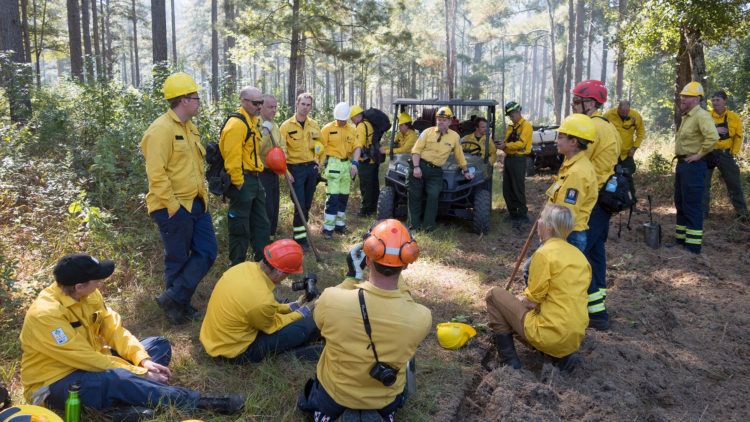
[
  {"left": 473, "top": 189, "right": 491, "bottom": 234},
  {"left": 377, "top": 186, "right": 396, "bottom": 220}
]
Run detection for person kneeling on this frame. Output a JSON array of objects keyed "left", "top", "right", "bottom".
[
  {"left": 200, "top": 239, "right": 321, "bottom": 363},
  {"left": 485, "top": 204, "right": 591, "bottom": 372},
  {"left": 297, "top": 219, "right": 432, "bottom": 421},
  {"left": 19, "top": 254, "right": 244, "bottom": 418}
]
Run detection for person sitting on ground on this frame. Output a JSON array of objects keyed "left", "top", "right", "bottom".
[
  {"left": 297, "top": 219, "right": 432, "bottom": 421},
  {"left": 19, "top": 253, "right": 244, "bottom": 418},
  {"left": 199, "top": 239, "right": 321, "bottom": 363},
  {"left": 485, "top": 204, "right": 591, "bottom": 372},
  {"left": 461, "top": 116, "right": 497, "bottom": 162},
  {"left": 392, "top": 112, "right": 419, "bottom": 154}
]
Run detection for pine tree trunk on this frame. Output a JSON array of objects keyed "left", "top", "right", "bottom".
[
  {"left": 21, "top": 0, "right": 31, "bottom": 62},
  {"left": 66, "top": 0, "right": 84, "bottom": 81},
  {"left": 105, "top": 0, "right": 112, "bottom": 78},
  {"left": 615, "top": 0, "right": 627, "bottom": 101},
  {"left": 1, "top": 0, "right": 32, "bottom": 122},
  {"left": 600, "top": 21, "right": 609, "bottom": 83},
  {"left": 530, "top": 42, "right": 538, "bottom": 120},
  {"left": 520, "top": 46, "right": 528, "bottom": 111},
  {"left": 224, "top": 0, "right": 236, "bottom": 93},
  {"left": 170, "top": 0, "right": 176, "bottom": 63},
  {"left": 81, "top": 0, "right": 93, "bottom": 81},
  {"left": 130, "top": 0, "right": 140, "bottom": 85},
  {"left": 91, "top": 0, "right": 100, "bottom": 77},
  {"left": 287, "top": 0, "right": 299, "bottom": 106},
  {"left": 151, "top": 0, "right": 168, "bottom": 64},
  {"left": 564, "top": 0, "right": 574, "bottom": 117},
  {"left": 444, "top": 0, "right": 456, "bottom": 99},
  {"left": 573, "top": 0, "right": 584, "bottom": 85},
  {"left": 540, "top": 40, "right": 548, "bottom": 120},
  {"left": 586, "top": 6, "right": 593, "bottom": 80},
  {"left": 547, "top": 0, "right": 561, "bottom": 124},
  {"left": 210, "top": 0, "right": 218, "bottom": 101}
]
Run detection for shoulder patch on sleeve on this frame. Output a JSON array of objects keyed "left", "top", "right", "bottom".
[
  {"left": 564, "top": 188, "right": 579, "bottom": 205},
  {"left": 51, "top": 327, "right": 69, "bottom": 345}
]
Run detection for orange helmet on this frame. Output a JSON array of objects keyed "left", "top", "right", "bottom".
[
  {"left": 363, "top": 219, "right": 419, "bottom": 267},
  {"left": 265, "top": 146, "right": 287, "bottom": 175},
  {"left": 264, "top": 239, "right": 303, "bottom": 273}
]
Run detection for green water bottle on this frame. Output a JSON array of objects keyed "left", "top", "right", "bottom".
[{"left": 65, "top": 381, "right": 81, "bottom": 422}]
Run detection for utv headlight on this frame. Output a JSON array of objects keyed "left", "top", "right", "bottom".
[{"left": 395, "top": 163, "right": 408, "bottom": 174}]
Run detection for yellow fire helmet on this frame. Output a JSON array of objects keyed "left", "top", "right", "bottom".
[
  {"left": 350, "top": 105, "right": 364, "bottom": 118},
  {"left": 436, "top": 107, "right": 454, "bottom": 119},
  {"left": 680, "top": 81, "right": 705, "bottom": 97},
  {"left": 437, "top": 322, "right": 476, "bottom": 350},
  {"left": 0, "top": 405, "right": 64, "bottom": 422},
  {"left": 162, "top": 72, "right": 202, "bottom": 99},
  {"left": 397, "top": 112, "right": 412, "bottom": 125}
]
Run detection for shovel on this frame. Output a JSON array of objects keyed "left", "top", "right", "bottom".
[{"left": 643, "top": 195, "right": 661, "bottom": 249}]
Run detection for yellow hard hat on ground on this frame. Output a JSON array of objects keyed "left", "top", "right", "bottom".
[
  {"left": 436, "top": 107, "right": 453, "bottom": 119},
  {"left": 680, "top": 81, "right": 705, "bottom": 97},
  {"left": 162, "top": 72, "right": 201, "bottom": 99},
  {"left": 350, "top": 105, "right": 364, "bottom": 118},
  {"left": 557, "top": 113, "right": 596, "bottom": 143},
  {"left": 0, "top": 405, "right": 63, "bottom": 422},
  {"left": 437, "top": 322, "right": 476, "bottom": 349},
  {"left": 398, "top": 112, "right": 412, "bottom": 125}
]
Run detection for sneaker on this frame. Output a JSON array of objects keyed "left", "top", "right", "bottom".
[
  {"left": 108, "top": 406, "right": 155, "bottom": 422},
  {"left": 197, "top": 393, "right": 246, "bottom": 414},
  {"left": 155, "top": 293, "right": 186, "bottom": 325},
  {"left": 588, "top": 318, "right": 611, "bottom": 331},
  {"left": 555, "top": 352, "right": 581, "bottom": 373},
  {"left": 291, "top": 344, "right": 324, "bottom": 362},
  {"left": 183, "top": 305, "right": 204, "bottom": 322}
]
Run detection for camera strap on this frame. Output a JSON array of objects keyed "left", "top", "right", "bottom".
[{"left": 358, "top": 288, "right": 382, "bottom": 363}]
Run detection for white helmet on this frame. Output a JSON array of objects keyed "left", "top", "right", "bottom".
[{"left": 333, "top": 102, "right": 351, "bottom": 121}]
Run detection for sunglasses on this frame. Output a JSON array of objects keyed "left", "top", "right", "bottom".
[
  {"left": 572, "top": 97, "right": 593, "bottom": 105},
  {"left": 185, "top": 96, "right": 201, "bottom": 102},
  {"left": 243, "top": 98, "right": 264, "bottom": 106}
]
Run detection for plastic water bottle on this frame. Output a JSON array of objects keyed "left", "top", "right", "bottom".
[
  {"left": 605, "top": 176, "right": 617, "bottom": 192},
  {"left": 65, "top": 381, "right": 81, "bottom": 422}
]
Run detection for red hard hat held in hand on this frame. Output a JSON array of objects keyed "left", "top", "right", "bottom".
[
  {"left": 572, "top": 79, "right": 607, "bottom": 104},
  {"left": 264, "top": 239, "right": 304, "bottom": 273},
  {"left": 266, "top": 146, "right": 287, "bottom": 175}
]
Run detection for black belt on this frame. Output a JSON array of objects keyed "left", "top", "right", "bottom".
[
  {"left": 420, "top": 160, "right": 441, "bottom": 169},
  {"left": 288, "top": 161, "right": 315, "bottom": 168},
  {"left": 243, "top": 170, "right": 260, "bottom": 176}
]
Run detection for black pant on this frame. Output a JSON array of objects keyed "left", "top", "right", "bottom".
[
  {"left": 502, "top": 154, "right": 528, "bottom": 220},
  {"left": 289, "top": 163, "right": 319, "bottom": 242},
  {"left": 359, "top": 161, "right": 380, "bottom": 214},
  {"left": 260, "top": 169, "right": 281, "bottom": 235}
]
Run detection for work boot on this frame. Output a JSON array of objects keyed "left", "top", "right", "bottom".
[
  {"left": 357, "top": 209, "right": 374, "bottom": 218},
  {"left": 295, "top": 239, "right": 310, "bottom": 251},
  {"left": 334, "top": 226, "right": 349, "bottom": 235},
  {"left": 291, "top": 344, "right": 324, "bottom": 362},
  {"left": 183, "top": 305, "right": 204, "bottom": 322},
  {"left": 493, "top": 333, "right": 521, "bottom": 369},
  {"left": 664, "top": 240, "right": 685, "bottom": 249},
  {"left": 555, "top": 352, "right": 581, "bottom": 373},
  {"left": 322, "top": 230, "right": 333, "bottom": 240},
  {"left": 155, "top": 293, "right": 185, "bottom": 325},
  {"left": 108, "top": 406, "right": 155, "bottom": 422},
  {"left": 339, "top": 409, "right": 383, "bottom": 422},
  {"left": 197, "top": 393, "right": 245, "bottom": 414},
  {"left": 588, "top": 317, "right": 611, "bottom": 331}
]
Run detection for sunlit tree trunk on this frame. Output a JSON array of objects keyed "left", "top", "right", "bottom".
[
  {"left": 287, "top": 0, "right": 299, "bottom": 106},
  {"left": 573, "top": 0, "right": 584, "bottom": 84},
  {"left": 224, "top": 0, "right": 236, "bottom": 92},
  {"left": 66, "top": 0, "right": 83, "bottom": 81},
  {"left": 210, "top": 0, "right": 218, "bottom": 101},
  {"left": 600, "top": 20, "right": 609, "bottom": 83},
  {"left": 547, "top": 0, "right": 561, "bottom": 124},
  {"left": 586, "top": 5, "right": 593, "bottom": 80},
  {"left": 21, "top": 0, "right": 31, "bottom": 62},
  {"left": 444, "top": 0, "right": 456, "bottom": 98},
  {"left": 615, "top": 0, "right": 627, "bottom": 101},
  {"left": 130, "top": 0, "right": 140, "bottom": 85},
  {"left": 91, "top": 0, "right": 101, "bottom": 77},
  {"left": 170, "top": 0, "right": 176, "bottom": 63},
  {"left": 82, "top": 0, "right": 93, "bottom": 81},
  {"left": 564, "top": 0, "right": 574, "bottom": 116}
]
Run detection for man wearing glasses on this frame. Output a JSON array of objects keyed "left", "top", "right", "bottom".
[
  {"left": 605, "top": 100, "right": 645, "bottom": 203},
  {"left": 141, "top": 73, "right": 218, "bottom": 325},
  {"left": 570, "top": 80, "right": 621, "bottom": 332},
  {"left": 220, "top": 86, "right": 271, "bottom": 266}
]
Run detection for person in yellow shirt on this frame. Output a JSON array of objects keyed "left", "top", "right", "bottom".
[
  {"left": 485, "top": 204, "right": 590, "bottom": 372},
  {"left": 605, "top": 100, "right": 645, "bottom": 201},
  {"left": 351, "top": 106, "right": 383, "bottom": 217},
  {"left": 703, "top": 90, "right": 747, "bottom": 218},
  {"left": 496, "top": 102, "right": 533, "bottom": 227},
  {"left": 258, "top": 94, "right": 287, "bottom": 236},
  {"left": 141, "top": 73, "right": 217, "bottom": 325},
  {"left": 20, "top": 253, "right": 244, "bottom": 416},
  {"left": 320, "top": 102, "right": 361, "bottom": 238},
  {"left": 297, "top": 219, "right": 432, "bottom": 421},
  {"left": 392, "top": 112, "right": 418, "bottom": 154},
  {"left": 200, "top": 239, "right": 321, "bottom": 363},
  {"left": 545, "top": 113, "right": 598, "bottom": 253},
  {"left": 461, "top": 117, "right": 496, "bottom": 161},
  {"left": 408, "top": 107, "right": 474, "bottom": 231},
  {"left": 668, "top": 82, "right": 719, "bottom": 254},
  {"left": 220, "top": 86, "right": 271, "bottom": 266},
  {"left": 280, "top": 93, "right": 323, "bottom": 249}
]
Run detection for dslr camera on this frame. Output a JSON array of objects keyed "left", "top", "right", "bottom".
[
  {"left": 291, "top": 273, "right": 320, "bottom": 302},
  {"left": 369, "top": 361, "right": 398, "bottom": 386}
]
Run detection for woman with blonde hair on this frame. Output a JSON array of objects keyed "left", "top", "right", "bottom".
[{"left": 485, "top": 204, "right": 591, "bottom": 372}]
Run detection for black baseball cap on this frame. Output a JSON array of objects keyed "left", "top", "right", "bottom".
[{"left": 53, "top": 253, "right": 115, "bottom": 286}]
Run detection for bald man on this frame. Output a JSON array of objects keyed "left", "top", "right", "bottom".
[{"left": 220, "top": 86, "right": 271, "bottom": 265}]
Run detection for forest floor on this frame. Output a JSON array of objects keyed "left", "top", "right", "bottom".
[{"left": 2, "top": 153, "right": 750, "bottom": 421}]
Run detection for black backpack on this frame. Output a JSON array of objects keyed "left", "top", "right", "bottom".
[
  {"left": 206, "top": 112, "right": 252, "bottom": 196},
  {"left": 362, "top": 108, "right": 391, "bottom": 163},
  {"left": 597, "top": 163, "right": 635, "bottom": 214}
]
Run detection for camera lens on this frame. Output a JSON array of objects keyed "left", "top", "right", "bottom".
[{"left": 381, "top": 370, "right": 397, "bottom": 386}]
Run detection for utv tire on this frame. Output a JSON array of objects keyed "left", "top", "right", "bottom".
[
  {"left": 377, "top": 186, "right": 396, "bottom": 220},
  {"left": 473, "top": 189, "right": 491, "bottom": 234}
]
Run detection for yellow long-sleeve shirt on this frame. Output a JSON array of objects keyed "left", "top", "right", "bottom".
[
  {"left": 220, "top": 108, "right": 263, "bottom": 184},
  {"left": 546, "top": 152, "right": 598, "bottom": 231},
  {"left": 710, "top": 109, "right": 743, "bottom": 154},
  {"left": 141, "top": 109, "right": 208, "bottom": 215},
  {"left": 321, "top": 121, "right": 359, "bottom": 162},
  {"left": 586, "top": 112, "right": 622, "bottom": 190},
  {"left": 604, "top": 107, "right": 645, "bottom": 159},
  {"left": 280, "top": 116, "right": 321, "bottom": 164},
  {"left": 314, "top": 281, "right": 432, "bottom": 409},
  {"left": 199, "top": 262, "right": 301, "bottom": 358},
  {"left": 411, "top": 127, "right": 467, "bottom": 168},
  {"left": 461, "top": 133, "right": 497, "bottom": 162},
  {"left": 392, "top": 129, "right": 418, "bottom": 154},
  {"left": 258, "top": 118, "right": 286, "bottom": 168},
  {"left": 676, "top": 106, "right": 719, "bottom": 157},
  {"left": 356, "top": 120, "right": 376, "bottom": 163},
  {"left": 503, "top": 118, "right": 533, "bottom": 155},
  {"left": 20, "top": 284, "right": 150, "bottom": 402},
  {"left": 524, "top": 237, "right": 590, "bottom": 358}
]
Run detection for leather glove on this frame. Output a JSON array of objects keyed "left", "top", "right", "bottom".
[
  {"left": 295, "top": 305, "right": 312, "bottom": 318},
  {"left": 294, "top": 293, "right": 318, "bottom": 308},
  {"left": 346, "top": 243, "right": 367, "bottom": 280}
]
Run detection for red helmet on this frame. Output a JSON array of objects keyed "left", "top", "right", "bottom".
[
  {"left": 264, "top": 239, "right": 303, "bottom": 273},
  {"left": 363, "top": 219, "right": 420, "bottom": 267},
  {"left": 572, "top": 80, "right": 607, "bottom": 104},
  {"left": 265, "top": 146, "right": 287, "bottom": 175}
]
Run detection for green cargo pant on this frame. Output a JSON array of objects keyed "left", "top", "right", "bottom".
[
  {"left": 502, "top": 154, "right": 528, "bottom": 220},
  {"left": 621, "top": 155, "right": 637, "bottom": 203},
  {"left": 358, "top": 161, "right": 380, "bottom": 214},
  {"left": 407, "top": 162, "right": 443, "bottom": 231},
  {"left": 702, "top": 150, "right": 748, "bottom": 216},
  {"left": 227, "top": 174, "right": 271, "bottom": 265}
]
